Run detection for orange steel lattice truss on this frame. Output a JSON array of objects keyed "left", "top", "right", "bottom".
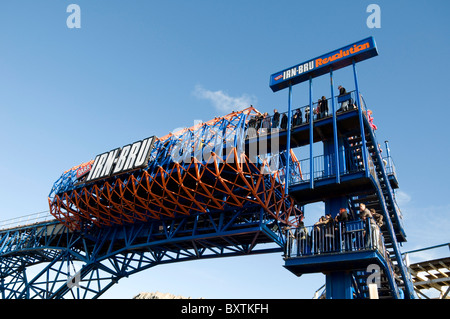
[{"left": 48, "top": 107, "right": 303, "bottom": 230}]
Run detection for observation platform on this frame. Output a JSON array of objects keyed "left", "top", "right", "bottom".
[
  {"left": 283, "top": 220, "right": 389, "bottom": 276},
  {"left": 285, "top": 249, "right": 385, "bottom": 275},
  {"left": 283, "top": 219, "right": 402, "bottom": 299},
  {"left": 244, "top": 85, "right": 412, "bottom": 298},
  {"left": 246, "top": 107, "right": 361, "bottom": 153},
  {"left": 244, "top": 91, "right": 405, "bottom": 243}
]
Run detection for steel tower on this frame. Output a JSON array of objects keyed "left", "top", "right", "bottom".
[{"left": 271, "top": 37, "right": 415, "bottom": 299}]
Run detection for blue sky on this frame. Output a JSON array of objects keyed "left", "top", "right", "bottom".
[{"left": 0, "top": 1, "right": 449, "bottom": 298}]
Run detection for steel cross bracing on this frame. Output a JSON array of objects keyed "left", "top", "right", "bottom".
[
  {"left": 0, "top": 206, "right": 286, "bottom": 299},
  {"left": 1, "top": 106, "right": 302, "bottom": 299},
  {"left": 0, "top": 99, "right": 416, "bottom": 299},
  {"left": 48, "top": 106, "right": 301, "bottom": 231}
]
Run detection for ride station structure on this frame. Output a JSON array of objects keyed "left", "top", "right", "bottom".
[
  {"left": 0, "top": 37, "right": 416, "bottom": 299},
  {"left": 269, "top": 36, "right": 414, "bottom": 299}
]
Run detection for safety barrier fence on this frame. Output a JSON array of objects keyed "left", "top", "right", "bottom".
[
  {"left": 367, "top": 154, "right": 404, "bottom": 229},
  {"left": 284, "top": 218, "right": 385, "bottom": 258},
  {"left": 283, "top": 136, "right": 398, "bottom": 190},
  {"left": 246, "top": 90, "right": 364, "bottom": 137},
  {"left": 383, "top": 155, "right": 397, "bottom": 179},
  {"left": 0, "top": 211, "right": 54, "bottom": 231},
  {"left": 289, "top": 148, "right": 366, "bottom": 185}
]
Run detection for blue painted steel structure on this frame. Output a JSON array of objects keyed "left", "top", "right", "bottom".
[
  {"left": 1, "top": 107, "right": 302, "bottom": 299},
  {"left": 270, "top": 37, "right": 414, "bottom": 299},
  {"left": 0, "top": 208, "right": 286, "bottom": 299},
  {"left": 278, "top": 90, "right": 414, "bottom": 298},
  {"left": 0, "top": 37, "right": 415, "bottom": 299}
]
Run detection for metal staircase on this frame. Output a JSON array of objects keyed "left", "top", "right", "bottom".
[{"left": 345, "top": 109, "right": 415, "bottom": 298}]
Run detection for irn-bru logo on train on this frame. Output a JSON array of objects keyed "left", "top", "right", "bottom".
[
  {"left": 275, "top": 41, "right": 371, "bottom": 82},
  {"left": 84, "top": 136, "right": 155, "bottom": 182}
]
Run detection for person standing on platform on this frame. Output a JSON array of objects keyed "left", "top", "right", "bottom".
[
  {"left": 272, "top": 109, "right": 280, "bottom": 130},
  {"left": 370, "top": 208, "right": 384, "bottom": 227},
  {"left": 320, "top": 96, "right": 329, "bottom": 119},
  {"left": 261, "top": 112, "right": 271, "bottom": 134},
  {"left": 280, "top": 112, "right": 288, "bottom": 130},
  {"left": 336, "top": 208, "right": 350, "bottom": 252},
  {"left": 337, "top": 85, "right": 350, "bottom": 112},
  {"left": 294, "top": 108, "right": 302, "bottom": 126},
  {"left": 359, "top": 203, "right": 372, "bottom": 220}
]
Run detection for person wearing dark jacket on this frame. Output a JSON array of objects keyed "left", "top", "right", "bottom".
[
  {"left": 319, "top": 96, "right": 328, "bottom": 119},
  {"left": 336, "top": 208, "right": 350, "bottom": 251},
  {"left": 293, "top": 108, "right": 302, "bottom": 126},
  {"left": 338, "top": 85, "right": 347, "bottom": 96},
  {"left": 280, "top": 113, "right": 288, "bottom": 130},
  {"left": 272, "top": 109, "right": 280, "bottom": 129},
  {"left": 337, "top": 85, "right": 351, "bottom": 112},
  {"left": 335, "top": 208, "right": 349, "bottom": 223}
]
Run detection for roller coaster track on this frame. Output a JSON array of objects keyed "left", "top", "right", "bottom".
[{"left": 0, "top": 107, "right": 301, "bottom": 299}]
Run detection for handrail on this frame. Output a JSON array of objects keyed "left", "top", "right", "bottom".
[
  {"left": 367, "top": 154, "right": 412, "bottom": 298},
  {"left": 361, "top": 104, "right": 415, "bottom": 299},
  {"left": 382, "top": 154, "right": 404, "bottom": 221},
  {"left": 0, "top": 210, "right": 55, "bottom": 231},
  {"left": 285, "top": 218, "right": 385, "bottom": 258},
  {"left": 402, "top": 242, "right": 450, "bottom": 256},
  {"left": 245, "top": 90, "right": 360, "bottom": 137},
  {"left": 285, "top": 217, "right": 401, "bottom": 298},
  {"left": 288, "top": 148, "right": 366, "bottom": 186},
  {"left": 383, "top": 155, "right": 397, "bottom": 178}
]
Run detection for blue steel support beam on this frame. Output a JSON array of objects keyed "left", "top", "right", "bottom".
[
  {"left": 326, "top": 271, "right": 353, "bottom": 299},
  {"left": 285, "top": 83, "right": 292, "bottom": 195},
  {"left": 352, "top": 60, "right": 369, "bottom": 177},
  {"left": 309, "top": 76, "right": 314, "bottom": 189},
  {"left": 330, "top": 68, "right": 340, "bottom": 184},
  {"left": 0, "top": 206, "right": 286, "bottom": 299}
]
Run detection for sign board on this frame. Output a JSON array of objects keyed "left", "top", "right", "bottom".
[
  {"left": 85, "top": 136, "right": 155, "bottom": 182},
  {"left": 76, "top": 162, "right": 93, "bottom": 179},
  {"left": 269, "top": 37, "right": 378, "bottom": 92}
]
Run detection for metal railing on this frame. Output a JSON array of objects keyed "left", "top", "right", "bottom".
[
  {"left": 289, "top": 148, "right": 366, "bottom": 186},
  {"left": 285, "top": 218, "right": 385, "bottom": 258},
  {"left": 285, "top": 217, "right": 402, "bottom": 299},
  {"left": 0, "top": 210, "right": 55, "bottom": 231},
  {"left": 383, "top": 155, "right": 397, "bottom": 179},
  {"left": 245, "top": 90, "right": 361, "bottom": 137}
]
